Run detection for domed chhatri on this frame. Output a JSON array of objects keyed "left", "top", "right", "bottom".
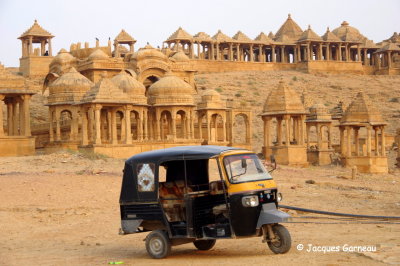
[
  {"left": 170, "top": 51, "right": 190, "bottom": 62},
  {"left": 49, "top": 48, "right": 77, "bottom": 75},
  {"left": 262, "top": 80, "right": 306, "bottom": 115},
  {"left": 331, "top": 21, "right": 366, "bottom": 42},
  {"left": 197, "top": 89, "right": 225, "bottom": 110},
  {"left": 308, "top": 103, "right": 332, "bottom": 121},
  {"left": 305, "top": 103, "right": 334, "bottom": 166},
  {"left": 111, "top": 70, "right": 147, "bottom": 105},
  {"left": 48, "top": 67, "right": 93, "bottom": 105},
  {"left": 147, "top": 72, "right": 194, "bottom": 106},
  {"left": 338, "top": 92, "right": 388, "bottom": 173},
  {"left": 261, "top": 81, "right": 308, "bottom": 167},
  {"left": 88, "top": 49, "right": 109, "bottom": 60},
  {"left": 51, "top": 49, "right": 75, "bottom": 65},
  {"left": 131, "top": 44, "right": 168, "bottom": 62}
]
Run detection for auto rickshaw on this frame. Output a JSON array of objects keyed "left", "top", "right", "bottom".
[{"left": 119, "top": 145, "right": 291, "bottom": 258}]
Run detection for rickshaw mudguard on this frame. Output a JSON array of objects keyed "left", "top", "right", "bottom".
[
  {"left": 121, "top": 219, "right": 143, "bottom": 234},
  {"left": 256, "top": 203, "right": 291, "bottom": 228}
]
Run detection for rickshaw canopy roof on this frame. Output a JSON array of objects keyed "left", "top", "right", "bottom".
[{"left": 126, "top": 145, "right": 244, "bottom": 164}]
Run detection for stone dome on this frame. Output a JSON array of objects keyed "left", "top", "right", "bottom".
[
  {"left": 111, "top": 70, "right": 147, "bottom": 105},
  {"left": 147, "top": 72, "right": 195, "bottom": 106},
  {"left": 340, "top": 92, "right": 385, "bottom": 125},
  {"left": 198, "top": 89, "right": 225, "bottom": 109},
  {"left": 307, "top": 103, "right": 332, "bottom": 121},
  {"left": 310, "top": 103, "right": 328, "bottom": 113},
  {"left": 48, "top": 67, "right": 94, "bottom": 105},
  {"left": 51, "top": 48, "right": 76, "bottom": 65},
  {"left": 171, "top": 51, "right": 190, "bottom": 62},
  {"left": 131, "top": 44, "right": 168, "bottom": 61},
  {"left": 262, "top": 81, "right": 306, "bottom": 115},
  {"left": 88, "top": 49, "right": 109, "bottom": 60},
  {"left": 332, "top": 21, "right": 366, "bottom": 41},
  {"left": 202, "top": 89, "right": 221, "bottom": 101}
]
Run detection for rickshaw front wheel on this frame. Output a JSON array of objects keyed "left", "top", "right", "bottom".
[
  {"left": 145, "top": 230, "right": 171, "bottom": 259},
  {"left": 193, "top": 239, "right": 216, "bottom": 250},
  {"left": 267, "top": 224, "right": 291, "bottom": 254}
]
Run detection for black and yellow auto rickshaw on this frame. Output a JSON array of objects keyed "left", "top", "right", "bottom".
[{"left": 119, "top": 145, "right": 291, "bottom": 258}]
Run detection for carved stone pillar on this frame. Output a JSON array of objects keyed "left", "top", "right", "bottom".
[
  {"left": 381, "top": 127, "right": 385, "bottom": 156},
  {"left": 277, "top": 118, "right": 282, "bottom": 145},
  {"left": 143, "top": 110, "right": 148, "bottom": 140},
  {"left": 18, "top": 99, "right": 24, "bottom": 136},
  {"left": 198, "top": 115, "right": 202, "bottom": 139},
  {"left": 271, "top": 45, "right": 276, "bottom": 62},
  {"left": 366, "top": 126, "right": 372, "bottom": 156},
  {"left": 0, "top": 95, "right": 4, "bottom": 136},
  {"left": 354, "top": 128, "right": 359, "bottom": 156},
  {"left": 374, "top": 127, "right": 379, "bottom": 156},
  {"left": 48, "top": 109, "right": 54, "bottom": 142},
  {"left": 94, "top": 105, "right": 102, "bottom": 144},
  {"left": 55, "top": 111, "right": 61, "bottom": 142},
  {"left": 263, "top": 117, "right": 270, "bottom": 148},
  {"left": 340, "top": 127, "right": 345, "bottom": 155},
  {"left": 346, "top": 126, "right": 352, "bottom": 157},
  {"left": 156, "top": 110, "right": 161, "bottom": 141},
  {"left": 29, "top": 37, "right": 33, "bottom": 55},
  {"left": 125, "top": 107, "right": 132, "bottom": 144},
  {"left": 22, "top": 95, "right": 31, "bottom": 136},
  {"left": 111, "top": 110, "right": 118, "bottom": 144},
  {"left": 48, "top": 38, "right": 52, "bottom": 56},
  {"left": 81, "top": 108, "right": 88, "bottom": 146},
  {"left": 13, "top": 101, "right": 19, "bottom": 135}
]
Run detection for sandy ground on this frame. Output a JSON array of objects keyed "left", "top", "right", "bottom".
[{"left": 0, "top": 151, "right": 399, "bottom": 265}]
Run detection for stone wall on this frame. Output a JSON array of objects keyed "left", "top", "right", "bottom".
[
  {"left": 0, "top": 137, "right": 35, "bottom": 156},
  {"left": 296, "top": 61, "right": 364, "bottom": 74},
  {"left": 19, "top": 56, "right": 53, "bottom": 78}
]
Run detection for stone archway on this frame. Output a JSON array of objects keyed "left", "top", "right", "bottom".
[{"left": 143, "top": 75, "right": 159, "bottom": 91}]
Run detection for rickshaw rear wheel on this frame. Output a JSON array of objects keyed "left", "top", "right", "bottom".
[
  {"left": 267, "top": 224, "right": 291, "bottom": 254},
  {"left": 193, "top": 239, "right": 216, "bottom": 250},
  {"left": 145, "top": 230, "right": 171, "bottom": 259}
]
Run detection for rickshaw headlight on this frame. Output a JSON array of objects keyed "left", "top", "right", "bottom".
[
  {"left": 242, "top": 195, "right": 259, "bottom": 207},
  {"left": 277, "top": 192, "right": 283, "bottom": 202}
]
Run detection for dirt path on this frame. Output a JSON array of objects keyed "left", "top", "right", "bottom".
[{"left": 0, "top": 152, "right": 399, "bottom": 265}]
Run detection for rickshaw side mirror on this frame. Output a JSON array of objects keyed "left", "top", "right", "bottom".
[
  {"left": 269, "top": 155, "right": 277, "bottom": 172},
  {"left": 270, "top": 155, "right": 276, "bottom": 164},
  {"left": 241, "top": 159, "right": 247, "bottom": 169}
]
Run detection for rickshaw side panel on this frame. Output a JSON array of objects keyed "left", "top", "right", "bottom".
[
  {"left": 256, "top": 203, "right": 291, "bottom": 228},
  {"left": 120, "top": 203, "right": 166, "bottom": 234}
]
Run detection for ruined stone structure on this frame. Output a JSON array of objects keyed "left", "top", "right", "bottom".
[
  {"left": 261, "top": 81, "right": 308, "bottom": 166},
  {"left": 306, "top": 104, "right": 334, "bottom": 165},
  {"left": 164, "top": 15, "right": 400, "bottom": 75},
  {"left": 0, "top": 64, "right": 35, "bottom": 156},
  {"left": 338, "top": 92, "right": 388, "bottom": 173}
]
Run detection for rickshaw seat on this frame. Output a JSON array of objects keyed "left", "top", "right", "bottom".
[
  {"left": 159, "top": 181, "right": 192, "bottom": 222},
  {"left": 210, "top": 180, "right": 225, "bottom": 195}
]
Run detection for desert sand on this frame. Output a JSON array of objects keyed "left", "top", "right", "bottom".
[{"left": 0, "top": 150, "right": 399, "bottom": 265}]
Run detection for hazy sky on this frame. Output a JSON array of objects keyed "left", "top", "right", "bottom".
[{"left": 0, "top": 0, "right": 399, "bottom": 66}]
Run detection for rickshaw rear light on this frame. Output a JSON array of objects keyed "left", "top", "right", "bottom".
[{"left": 242, "top": 195, "right": 259, "bottom": 207}]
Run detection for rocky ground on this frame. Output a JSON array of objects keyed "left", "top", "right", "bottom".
[{"left": 0, "top": 151, "right": 399, "bottom": 265}]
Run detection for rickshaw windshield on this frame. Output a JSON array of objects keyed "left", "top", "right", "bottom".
[{"left": 223, "top": 154, "right": 272, "bottom": 183}]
